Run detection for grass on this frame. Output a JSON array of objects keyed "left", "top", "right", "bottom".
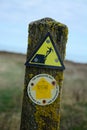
[
  {"left": 0, "top": 52, "right": 87, "bottom": 130},
  {"left": 0, "top": 87, "right": 22, "bottom": 112},
  {"left": 60, "top": 102, "right": 87, "bottom": 130}
]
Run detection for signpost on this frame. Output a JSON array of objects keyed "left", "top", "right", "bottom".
[{"left": 20, "top": 18, "right": 68, "bottom": 130}]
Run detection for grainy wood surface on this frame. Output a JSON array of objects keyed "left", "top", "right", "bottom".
[{"left": 20, "top": 18, "right": 68, "bottom": 130}]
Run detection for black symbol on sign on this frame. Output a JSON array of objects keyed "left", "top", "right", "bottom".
[{"left": 31, "top": 47, "right": 53, "bottom": 64}]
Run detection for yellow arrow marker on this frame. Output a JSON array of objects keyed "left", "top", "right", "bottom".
[
  {"left": 27, "top": 74, "right": 59, "bottom": 106},
  {"left": 32, "top": 78, "right": 54, "bottom": 99}
]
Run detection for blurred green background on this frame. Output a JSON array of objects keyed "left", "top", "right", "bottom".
[{"left": 0, "top": 52, "right": 87, "bottom": 130}]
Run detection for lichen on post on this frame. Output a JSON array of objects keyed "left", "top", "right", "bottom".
[{"left": 20, "top": 18, "right": 68, "bottom": 130}]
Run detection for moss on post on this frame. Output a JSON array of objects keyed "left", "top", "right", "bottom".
[{"left": 20, "top": 18, "right": 68, "bottom": 130}]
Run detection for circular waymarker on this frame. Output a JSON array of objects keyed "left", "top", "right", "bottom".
[{"left": 27, "top": 74, "right": 59, "bottom": 106}]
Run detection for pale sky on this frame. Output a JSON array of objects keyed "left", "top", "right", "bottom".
[{"left": 0, "top": 0, "right": 87, "bottom": 63}]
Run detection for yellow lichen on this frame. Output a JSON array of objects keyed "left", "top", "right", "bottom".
[
  {"left": 35, "top": 98, "right": 61, "bottom": 130},
  {"left": 58, "top": 23, "right": 63, "bottom": 27},
  {"left": 39, "top": 24, "right": 44, "bottom": 32},
  {"left": 63, "top": 27, "right": 68, "bottom": 38},
  {"left": 29, "top": 73, "right": 34, "bottom": 79},
  {"left": 28, "top": 37, "right": 32, "bottom": 45}
]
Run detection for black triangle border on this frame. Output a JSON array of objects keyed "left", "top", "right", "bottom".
[{"left": 25, "top": 32, "right": 65, "bottom": 70}]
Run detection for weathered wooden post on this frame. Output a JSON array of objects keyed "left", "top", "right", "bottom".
[{"left": 20, "top": 18, "right": 68, "bottom": 130}]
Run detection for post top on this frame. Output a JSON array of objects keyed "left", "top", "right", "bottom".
[
  {"left": 30, "top": 17, "right": 54, "bottom": 24},
  {"left": 29, "top": 17, "right": 67, "bottom": 28}
]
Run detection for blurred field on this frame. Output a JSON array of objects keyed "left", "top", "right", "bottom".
[{"left": 0, "top": 51, "right": 87, "bottom": 130}]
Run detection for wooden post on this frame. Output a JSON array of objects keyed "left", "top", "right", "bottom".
[{"left": 20, "top": 18, "right": 68, "bottom": 130}]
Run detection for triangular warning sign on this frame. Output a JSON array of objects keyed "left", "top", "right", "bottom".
[{"left": 25, "top": 32, "right": 65, "bottom": 70}]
